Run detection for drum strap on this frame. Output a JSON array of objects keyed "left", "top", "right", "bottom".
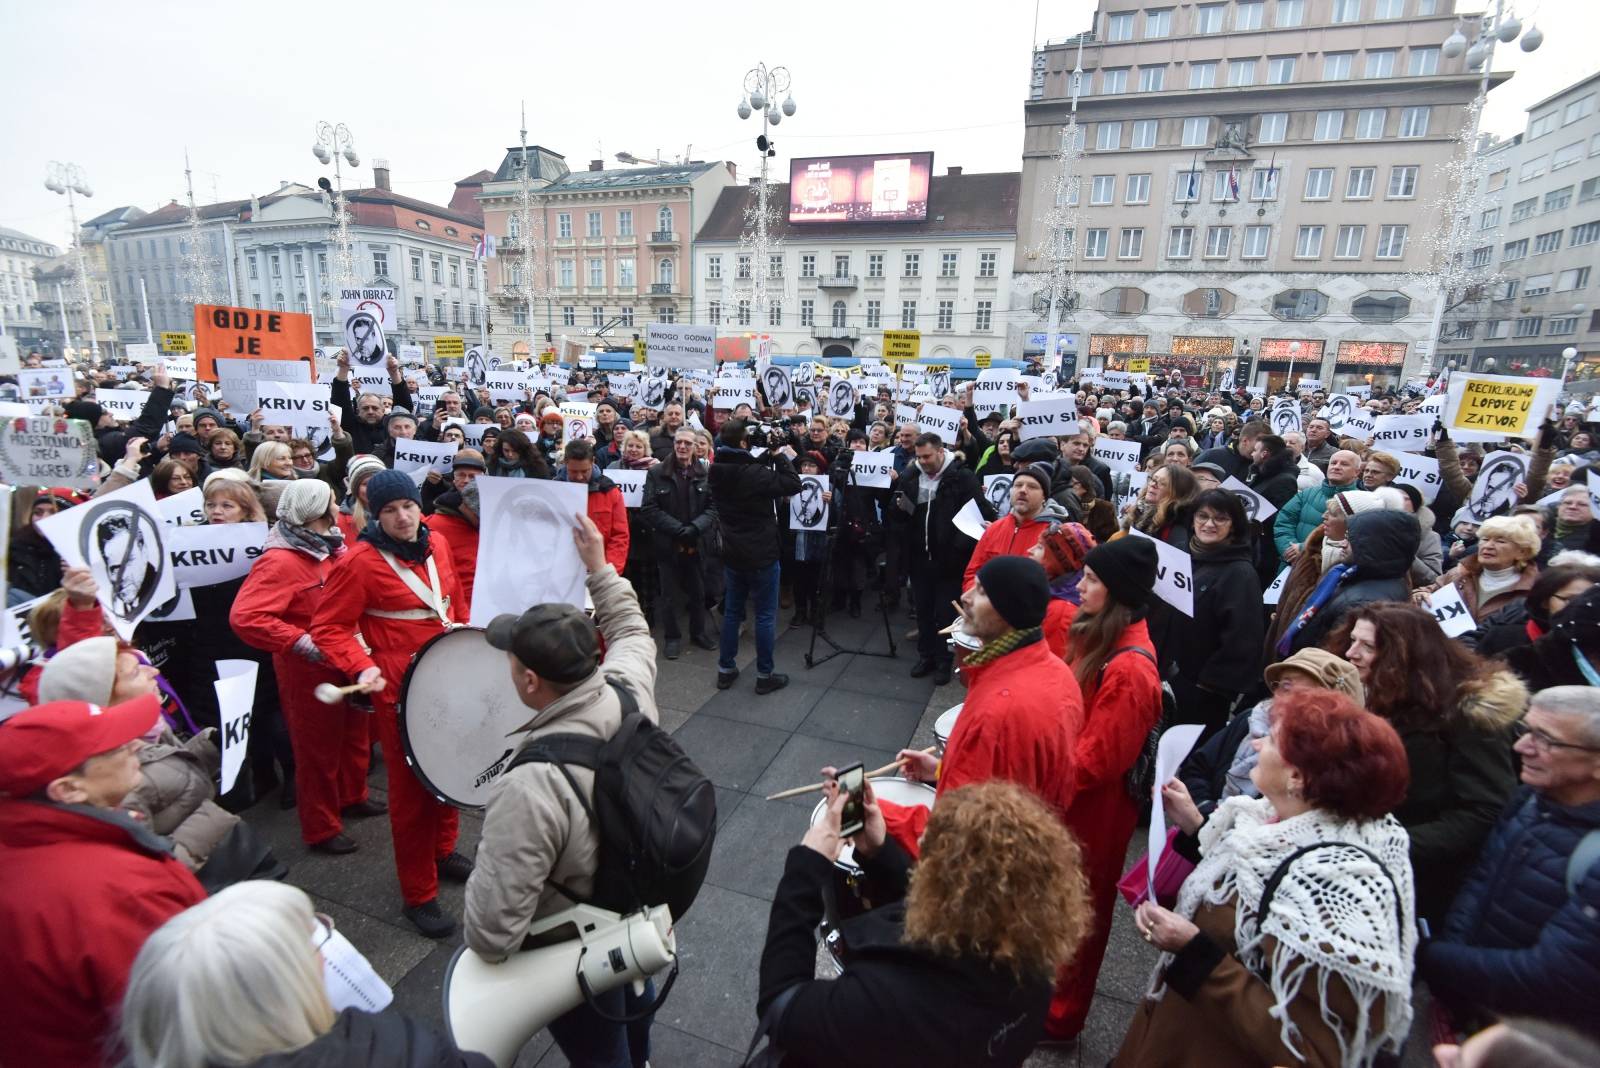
[{"left": 376, "top": 550, "right": 450, "bottom": 626}]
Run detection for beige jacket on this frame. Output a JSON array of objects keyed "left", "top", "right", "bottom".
[{"left": 463, "top": 562, "right": 658, "bottom": 962}]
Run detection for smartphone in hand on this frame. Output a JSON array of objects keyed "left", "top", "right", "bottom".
[{"left": 835, "top": 762, "right": 866, "bottom": 838}]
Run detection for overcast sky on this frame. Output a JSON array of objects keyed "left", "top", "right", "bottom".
[{"left": 2, "top": 0, "right": 1595, "bottom": 247}]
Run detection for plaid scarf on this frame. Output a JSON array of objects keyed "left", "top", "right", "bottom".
[{"left": 961, "top": 626, "right": 1043, "bottom": 670}]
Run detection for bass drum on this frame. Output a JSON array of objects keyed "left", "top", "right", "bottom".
[{"left": 398, "top": 626, "right": 529, "bottom": 810}]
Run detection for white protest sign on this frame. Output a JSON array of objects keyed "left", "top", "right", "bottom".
[
  {"left": 1269, "top": 399, "right": 1302, "bottom": 437},
  {"left": 607, "top": 468, "right": 648, "bottom": 508},
  {"left": 917, "top": 404, "right": 962, "bottom": 443},
  {"left": 349, "top": 365, "right": 391, "bottom": 394},
  {"left": 214, "top": 658, "right": 259, "bottom": 794},
  {"left": 559, "top": 401, "right": 598, "bottom": 444},
  {"left": 1465, "top": 450, "right": 1529, "bottom": 521},
  {"left": 1221, "top": 476, "right": 1278, "bottom": 522},
  {"left": 790, "top": 474, "right": 830, "bottom": 531},
  {"left": 158, "top": 487, "right": 205, "bottom": 527},
  {"left": 757, "top": 364, "right": 794, "bottom": 410},
  {"left": 894, "top": 403, "right": 919, "bottom": 426},
  {"left": 1016, "top": 397, "right": 1077, "bottom": 441},
  {"left": 1347, "top": 384, "right": 1372, "bottom": 400},
  {"left": 392, "top": 438, "right": 456, "bottom": 477},
  {"left": 1101, "top": 370, "right": 1131, "bottom": 391},
  {"left": 125, "top": 341, "right": 159, "bottom": 363},
  {"left": 972, "top": 377, "right": 1020, "bottom": 417},
  {"left": 1426, "top": 583, "right": 1476, "bottom": 638},
  {"left": 850, "top": 450, "right": 894, "bottom": 489},
  {"left": 164, "top": 357, "right": 198, "bottom": 380},
  {"left": 1147, "top": 724, "right": 1205, "bottom": 896},
  {"left": 1296, "top": 377, "right": 1323, "bottom": 393},
  {"left": 471, "top": 477, "right": 588, "bottom": 625},
  {"left": 167, "top": 522, "right": 268, "bottom": 588},
  {"left": 1319, "top": 394, "right": 1357, "bottom": 433},
  {"left": 1130, "top": 529, "right": 1194, "bottom": 616},
  {"left": 984, "top": 473, "right": 1014, "bottom": 517},
  {"left": 1344, "top": 410, "right": 1377, "bottom": 439},
  {"left": 0, "top": 418, "right": 99, "bottom": 489},
  {"left": 460, "top": 422, "right": 492, "bottom": 447},
  {"left": 255, "top": 382, "right": 333, "bottom": 436},
  {"left": 713, "top": 379, "right": 758, "bottom": 409},
  {"left": 1445, "top": 372, "right": 1562, "bottom": 441},
  {"left": 485, "top": 371, "right": 527, "bottom": 405},
  {"left": 1263, "top": 566, "right": 1291, "bottom": 606},
  {"left": 214, "top": 356, "right": 312, "bottom": 413},
  {"left": 1393, "top": 452, "right": 1443, "bottom": 505},
  {"left": 1370, "top": 414, "right": 1432, "bottom": 453},
  {"left": 35, "top": 479, "right": 175, "bottom": 640},
  {"left": 646, "top": 322, "right": 717, "bottom": 370},
  {"left": 17, "top": 369, "right": 72, "bottom": 403},
  {"left": 399, "top": 342, "right": 425, "bottom": 366},
  {"left": 339, "top": 285, "right": 396, "bottom": 371},
  {"left": 952, "top": 497, "right": 989, "bottom": 541},
  {"left": 96, "top": 389, "right": 146, "bottom": 421},
  {"left": 1093, "top": 437, "right": 1143, "bottom": 473},
  {"left": 826, "top": 379, "right": 856, "bottom": 419}
]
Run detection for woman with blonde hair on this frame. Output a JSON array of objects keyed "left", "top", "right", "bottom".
[
  {"left": 1117, "top": 463, "right": 1198, "bottom": 547},
  {"left": 755, "top": 780, "right": 1092, "bottom": 1067},
  {"left": 248, "top": 440, "right": 296, "bottom": 482},
  {"left": 120, "top": 881, "right": 489, "bottom": 1068},
  {"left": 204, "top": 476, "right": 268, "bottom": 525},
  {"left": 1414, "top": 513, "right": 1542, "bottom": 623}
]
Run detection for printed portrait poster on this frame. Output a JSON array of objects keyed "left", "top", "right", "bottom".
[
  {"left": 1270, "top": 399, "right": 1302, "bottom": 437},
  {"left": 340, "top": 286, "right": 396, "bottom": 369},
  {"left": 471, "top": 476, "right": 588, "bottom": 626},
  {"left": 790, "top": 474, "right": 829, "bottom": 531},
  {"left": 466, "top": 345, "right": 490, "bottom": 389},
  {"left": 641, "top": 367, "right": 672, "bottom": 411},
  {"left": 559, "top": 402, "right": 598, "bottom": 444},
  {"left": 759, "top": 363, "right": 793, "bottom": 411},
  {"left": 1465, "top": 450, "right": 1530, "bottom": 522},
  {"left": 36, "top": 478, "right": 175, "bottom": 640},
  {"left": 984, "top": 474, "right": 1014, "bottom": 517}
]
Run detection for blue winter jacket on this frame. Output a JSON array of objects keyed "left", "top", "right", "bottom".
[{"left": 1418, "top": 786, "right": 1600, "bottom": 1036}]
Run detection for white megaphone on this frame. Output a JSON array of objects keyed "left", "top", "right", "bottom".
[{"left": 444, "top": 903, "right": 676, "bottom": 1068}]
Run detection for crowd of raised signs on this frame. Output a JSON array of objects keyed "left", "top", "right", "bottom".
[{"left": 2, "top": 342, "right": 1600, "bottom": 1068}]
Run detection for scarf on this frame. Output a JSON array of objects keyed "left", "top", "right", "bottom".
[
  {"left": 1275, "top": 562, "right": 1351, "bottom": 657},
  {"left": 1048, "top": 570, "right": 1082, "bottom": 605},
  {"left": 1476, "top": 565, "right": 1522, "bottom": 604},
  {"left": 1152, "top": 797, "right": 1416, "bottom": 1068},
  {"left": 268, "top": 519, "right": 344, "bottom": 561},
  {"left": 960, "top": 626, "right": 1042, "bottom": 671},
  {"left": 360, "top": 517, "right": 431, "bottom": 563},
  {"left": 1222, "top": 699, "right": 1273, "bottom": 799},
  {"left": 1555, "top": 516, "right": 1591, "bottom": 540}
]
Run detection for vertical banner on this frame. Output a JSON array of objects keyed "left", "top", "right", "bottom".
[
  {"left": 340, "top": 286, "right": 397, "bottom": 371},
  {"left": 214, "top": 658, "right": 260, "bottom": 794}
]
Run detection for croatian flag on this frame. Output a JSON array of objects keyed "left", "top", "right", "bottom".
[
  {"left": 1227, "top": 166, "right": 1240, "bottom": 201},
  {"left": 474, "top": 234, "right": 497, "bottom": 260}
]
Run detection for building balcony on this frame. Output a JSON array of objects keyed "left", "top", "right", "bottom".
[
  {"left": 649, "top": 282, "right": 675, "bottom": 295},
  {"left": 817, "top": 274, "right": 858, "bottom": 290},
  {"left": 552, "top": 237, "right": 576, "bottom": 248},
  {"left": 812, "top": 324, "right": 861, "bottom": 341},
  {"left": 613, "top": 234, "right": 637, "bottom": 246},
  {"left": 582, "top": 236, "right": 607, "bottom": 247},
  {"left": 648, "top": 231, "right": 680, "bottom": 247}
]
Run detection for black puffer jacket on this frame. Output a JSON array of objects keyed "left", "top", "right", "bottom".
[
  {"left": 906, "top": 451, "right": 994, "bottom": 578},
  {"left": 1287, "top": 509, "right": 1419, "bottom": 654},
  {"left": 639, "top": 457, "right": 717, "bottom": 557},
  {"left": 242, "top": 1008, "right": 492, "bottom": 1067},
  {"left": 8, "top": 525, "right": 63, "bottom": 600},
  {"left": 1161, "top": 541, "right": 1265, "bottom": 731},
  {"left": 1419, "top": 787, "right": 1600, "bottom": 1037},
  {"left": 709, "top": 446, "right": 802, "bottom": 571},
  {"left": 1503, "top": 585, "right": 1600, "bottom": 691}
]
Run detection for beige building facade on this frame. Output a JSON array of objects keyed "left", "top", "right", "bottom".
[{"left": 1017, "top": 0, "right": 1498, "bottom": 390}]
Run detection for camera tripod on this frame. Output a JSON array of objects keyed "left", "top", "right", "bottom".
[{"left": 805, "top": 468, "right": 898, "bottom": 668}]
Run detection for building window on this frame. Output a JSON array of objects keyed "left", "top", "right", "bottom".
[
  {"left": 1314, "top": 110, "right": 1345, "bottom": 141},
  {"left": 1355, "top": 109, "right": 1386, "bottom": 139},
  {"left": 1101, "top": 68, "right": 1128, "bottom": 94},
  {"left": 1106, "top": 10, "right": 1134, "bottom": 40},
  {"left": 317, "top": 252, "right": 328, "bottom": 276},
  {"left": 1481, "top": 207, "right": 1501, "bottom": 229},
  {"left": 902, "top": 252, "right": 920, "bottom": 277},
  {"left": 1335, "top": 224, "right": 1365, "bottom": 258},
  {"left": 936, "top": 300, "right": 954, "bottom": 330},
  {"left": 738, "top": 300, "right": 752, "bottom": 326},
  {"left": 769, "top": 303, "right": 782, "bottom": 327},
  {"left": 657, "top": 259, "right": 674, "bottom": 287},
  {"left": 1228, "top": 59, "right": 1256, "bottom": 87},
  {"left": 1083, "top": 229, "right": 1109, "bottom": 259},
  {"left": 1194, "top": 3, "right": 1224, "bottom": 33},
  {"left": 414, "top": 295, "right": 424, "bottom": 320},
  {"left": 1189, "top": 62, "right": 1217, "bottom": 90},
  {"left": 975, "top": 301, "right": 993, "bottom": 331},
  {"left": 1167, "top": 227, "right": 1194, "bottom": 259},
  {"left": 451, "top": 300, "right": 462, "bottom": 323},
  {"left": 1557, "top": 267, "right": 1590, "bottom": 291},
  {"left": 865, "top": 300, "right": 881, "bottom": 328},
  {"left": 372, "top": 250, "right": 388, "bottom": 277},
  {"left": 1376, "top": 224, "right": 1408, "bottom": 258},
  {"left": 1267, "top": 56, "right": 1296, "bottom": 84},
  {"left": 1323, "top": 53, "right": 1353, "bottom": 81},
  {"left": 707, "top": 255, "right": 722, "bottom": 280},
  {"left": 615, "top": 305, "right": 632, "bottom": 327},
  {"left": 1545, "top": 187, "right": 1574, "bottom": 213},
  {"left": 1521, "top": 156, "right": 1548, "bottom": 182},
  {"left": 1242, "top": 225, "right": 1271, "bottom": 259},
  {"left": 1126, "top": 173, "right": 1152, "bottom": 204},
  {"left": 834, "top": 254, "right": 851, "bottom": 277},
  {"left": 1482, "top": 319, "right": 1506, "bottom": 338},
  {"left": 561, "top": 306, "right": 576, "bottom": 326},
  {"left": 1090, "top": 175, "right": 1115, "bottom": 205},
  {"left": 867, "top": 252, "right": 884, "bottom": 277},
  {"left": 1213, "top": 169, "right": 1239, "bottom": 203},
  {"left": 900, "top": 300, "right": 918, "bottom": 328},
  {"left": 1276, "top": 0, "right": 1305, "bottom": 25},
  {"left": 770, "top": 254, "right": 784, "bottom": 278},
  {"left": 1294, "top": 225, "right": 1324, "bottom": 258},
  {"left": 1176, "top": 169, "right": 1203, "bottom": 203},
  {"left": 270, "top": 254, "right": 281, "bottom": 278},
  {"left": 736, "top": 253, "right": 751, "bottom": 279},
  {"left": 1272, "top": 289, "right": 1329, "bottom": 320},
  {"left": 1234, "top": 1, "right": 1264, "bottom": 30},
  {"left": 618, "top": 258, "right": 635, "bottom": 288},
  {"left": 1548, "top": 316, "right": 1579, "bottom": 336},
  {"left": 1515, "top": 317, "right": 1543, "bottom": 337},
  {"left": 469, "top": 304, "right": 479, "bottom": 326},
  {"left": 1398, "top": 106, "right": 1430, "bottom": 138},
  {"left": 1534, "top": 230, "right": 1562, "bottom": 255},
  {"left": 708, "top": 300, "right": 723, "bottom": 323},
  {"left": 1181, "top": 117, "right": 1209, "bottom": 147},
  {"left": 1346, "top": 167, "right": 1375, "bottom": 199},
  {"left": 656, "top": 305, "right": 676, "bottom": 323},
  {"left": 1144, "top": 7, "right": 1172, "bottom": 36},
  {"left": 1204, "top": 226, "right": 1232, "bottom": 258},
  {"left": 1364, "top": 50, "right": 1396, "bottom": 79},
  {"left": 508, "top": 215, "right": 522, "bottom": 241},
  {"left": 557, "top": 260, "right": 575, "bottom": 287},
  {"left": 939, "top": 251, "right": 959, "bottom": 277},
  {"left": 1529, "top": 113, "right": 1557, "bottom": 140},
  {"left": 1096, "top": 122, "right": 1122, "bottom": 150},
  {"left": 511, "top": 306, "right": 527, "bottom": 326},
  {"left": 1119, "top": 228, "right": 1145, "bottom": 258},
  {"left": 617, "top": 210, "right": 633, "bottom": 237},
  {"left": 1498, "top": 279, "right": 1520, "bottom": 301},
  {"left": 978, "top": 251, "right": 997, "bottom": 277},
  {"left": 1304, "top": 168, "right": 1334, "bottom": 200},
  {"left": 1139, "top": 66, "right": 1165, "bottom": 92},
  {"left": 1387, "top": 165, "right": 1418, "bottom": 199},
  {"left": 1571, "top": 222, "right": 1600, "bottom": 246},
  {"left": 657, "top": 206, "right": 673, "bottom": 233},
  {"left": 1408, "top": 47, "right": 1440, "bottom": 77},
  {"left": 1470, "top": 246, "right": 1492, "bottom": 268},
  {"left": 1250, "top": 167, "right": 1279, "bottom": 200},
  {"left": 1554, "top": 142, "right": 1585, "bottom": 170},
  {"left": 557, "top": 212, "right": 572, "bottom": 238},
  {"left": 1258, "top": 112, "right": 1288, "bottom": 144},
  {"left": 1511, "top": 198, "right": 1537, "bottom": 222},
  {"left": 798, "top": 299, "right": 813, "bottom": 327},
  {"left": 800, "top": 253, "right": 817, "bottom": 278},
  {"left": 434, "top": 298, "right": 445, "bottom": 322},
  {"left": 1332, "top": 0, "right": 1361, "bottom": 21},
  {"left": 1584, "top": 179, "right": 1600, "bottom": 203},
  {"left": 588, "top": 306, "right": 603, "bottom": 327},
  {"left": 584, "top": 211, "right": 600, "bottom": 238},
  {"left": 1502, "top": 238, "right": 1529, "bottom": 261},
  {"left": 1131, "top": 119, "right": 1158, "bottom": 148},
  {"left": 1451, "top": 321, "right": 1475, "bottom": 340},
  {"left": 588, "top": 258, "right": 604, "bottom": 287}
]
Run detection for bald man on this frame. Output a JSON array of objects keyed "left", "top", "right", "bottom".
[{"left": 1274, "top": 449, "right": 1363, "bottom": 563}]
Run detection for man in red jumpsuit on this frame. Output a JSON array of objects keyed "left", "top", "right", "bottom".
[
  {"left": 310, "top": 469, "right": 471, "bottom": 938},
  {"left": 961, "top": 464, "right": 1058, "bottom": 589}
]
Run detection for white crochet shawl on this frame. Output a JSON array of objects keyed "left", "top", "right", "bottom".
[{"left": 1149, "top": 796, "right": 1417, "bottom": 1068}]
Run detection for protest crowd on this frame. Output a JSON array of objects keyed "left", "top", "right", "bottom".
[{"left": 3, "top": 339, "right": 1600, "bottom": 1068}]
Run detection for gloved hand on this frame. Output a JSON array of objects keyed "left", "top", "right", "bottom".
[
  {"left": 676, "top": 522, "right": 700, "bottom": 544},
  {"left": 292, "top": 633, "right": 325, "bottom": 663}
]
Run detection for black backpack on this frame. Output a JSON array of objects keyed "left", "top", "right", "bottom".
[
  {"left": 1098, "top": 646, "right": 1178, "bottom": 802},
  {"left": 508, "top": 678, "right": 717, "bottom": 922}
]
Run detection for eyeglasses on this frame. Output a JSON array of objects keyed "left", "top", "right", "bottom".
[
  {"left": 1515, "top": 720, "right": 1600, "bottom": 755},
  {"left": 311, "top": 912, "right": 336, "bottom": 951},
  {"left": 1193, "top": 513, "right": 1230, "bottom": 527}
]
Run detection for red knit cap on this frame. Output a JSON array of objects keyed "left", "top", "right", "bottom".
[{"left": 1037, "top": 522, "right": 1098, "bottom": 579}]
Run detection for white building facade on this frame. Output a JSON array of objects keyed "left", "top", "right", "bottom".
[{"left": 0, "top": 227, "right": 62, "bottom": 354}]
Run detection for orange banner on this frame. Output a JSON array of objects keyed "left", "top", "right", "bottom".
[{"left": 194, "top": 304, "right": 314, "bottom": 380}]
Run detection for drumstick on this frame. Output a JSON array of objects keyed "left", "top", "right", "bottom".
[
  {"left": 763, "top": 747, "right": 938, "bottom": 801},
  {"left": 314, "top": 681, "right": 372, "bottom": 705}
]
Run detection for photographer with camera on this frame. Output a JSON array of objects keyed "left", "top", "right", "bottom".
[{"left": 709, "top": 418, "right": 802, "bottom": 695}]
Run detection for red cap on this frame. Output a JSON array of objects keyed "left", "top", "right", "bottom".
[{"left": 0, "top": 695, "right": 162, "bottom": 798}]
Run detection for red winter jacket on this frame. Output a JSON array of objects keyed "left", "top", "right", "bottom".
[
  {"left": 585, "top": 482, "right": 630, "bottom": 575},
  {"left": 962, "top": 511, "right": 1053, "bottom": 591},
  {"left": 230, "top": 542, "right": 340, "bottom": 656},
  {"left": 0, "top": 801, "right": 206, "bottom": 1067},
  {"left": 19, "top": 598, "right": 107, "bottom": 705},
  {"left": 884, "top": 637, "right": 1085, "bottom": 855},
  {"left": 425, "top": 512, "right": 479, "bottom": 618}
]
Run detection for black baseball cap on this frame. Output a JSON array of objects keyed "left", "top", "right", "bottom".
[{"left": 485, "top": 605, "right": 600, "bottom": 684}]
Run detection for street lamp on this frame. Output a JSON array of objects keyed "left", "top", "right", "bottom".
[
  {"left": 1286, "top": 341, "right": 1302, "bottom": 393},
  {"left": 312, "top": 122, "right": 360, "bottom": 292},
  {"left": 736, "top": 63, "right": 795, "bottom": 319},
  {"left": 43, "top": 161, "right": 99, "bottom": 362}
]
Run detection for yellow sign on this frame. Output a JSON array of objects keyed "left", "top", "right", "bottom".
[
  {"left": 160, "top": 332, "right": 194, "bottom": 353},
  {"left": 1127, "top": 357, "right": 1151, "bottom": 373},
  {"left": 540, "top": 350, "right": 557, "bottom": 366},
  {"left": 434, "top": 336, "right": 465, "bottom": 359},
  {"left": 922, "top": 364, "right": 951, "bottom": 374},
  {"left": 882, "top": 329, "right": 921, "bottom": 364},
  {"left": 1451, "top": 375, "right": 1550, "bottom": 437},
  {"left": 973, "top": 352, "right": 992, "bottom": 369},
  {"left": 633, "top": 338, "right": 647, "bottom": 364}
]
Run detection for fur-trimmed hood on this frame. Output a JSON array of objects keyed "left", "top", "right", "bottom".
[{"left": 1456, "top": 669, "right": 1529, "bottom": 733}]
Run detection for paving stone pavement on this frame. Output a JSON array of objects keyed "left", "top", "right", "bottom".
[{"left": 250, "top": 597, "right": 1432, "bottom": 1067}]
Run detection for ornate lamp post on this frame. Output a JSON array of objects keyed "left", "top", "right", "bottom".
[
  {"left": 736, "top": 63, "right": 796, "bottom": 321},
  {"left": 43, "top": 161, "right": 99, "bottom": 361},
  {"left": 312, "top": 122, "right": 360, "bottom": 292}
]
